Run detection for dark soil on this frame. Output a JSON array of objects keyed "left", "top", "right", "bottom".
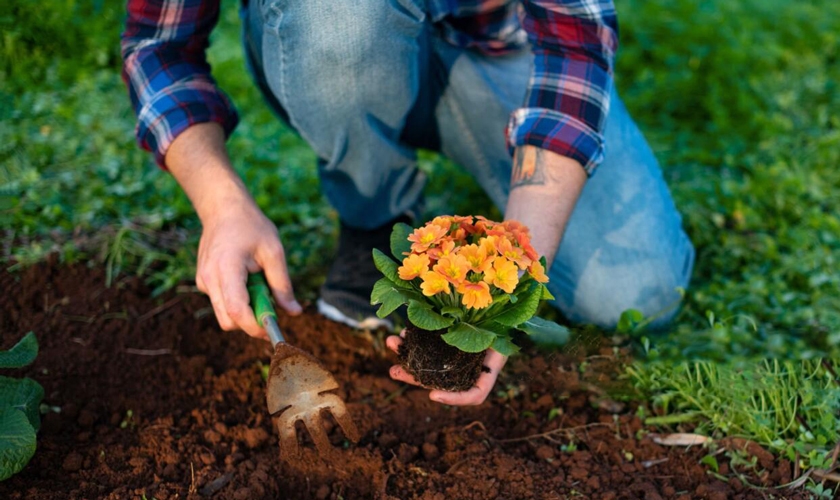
[
  {"left": 399, "top": 324, "right": 485, "bottom": 392},
  {"left": 0, "top": 261, "right": 807, "bottom": 499}
]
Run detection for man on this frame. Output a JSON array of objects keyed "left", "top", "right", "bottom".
[{"left": 122, "top": 0, "right": 694, "bottom": 406}]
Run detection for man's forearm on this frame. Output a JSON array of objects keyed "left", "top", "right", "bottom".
[
  {"left": 504, "top": 146, "right": 587, "bottom": 269},
  {"left": 165, "top": 122, "right": 255, "bottom": 223}
]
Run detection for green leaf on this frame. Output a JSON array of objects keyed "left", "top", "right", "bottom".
[
  {"left": 0, "top": 377, "right": 44, "bottom": 431},
  {"left": 0, "top": 332, "right": 38, "bottom": 369},
  {"left": 519, "top": 317, "right": 570, "bottom": 347},
  {"left": 491, "top": 336, "right": 520, "bottom": 356},
  {"left": 0, "top": 407, "right": 37, "bottom": 481},
  {"left": 540, "top": 285, "right": 555, "bottom": 301},
  {"left": 407, "top": 301, "right": 454, "bottom": 330},
  {"left": 700, "top": 454, "right": 719, "bottom": 473},
  {"left": 372, "top": 248, "right": 402, "bottom": 283},
  {"left": 390, "top": 222, "right": 414, "bottom": 259},
  {"left": 442, "top": 323, "right": 496, "bottom": 353},
  {"left": 492, "top": 282, "right": 541, "bottom": 327},
  {"left": 440, "top": 306, "right": 465, "bottom": 321},
  {"left": 370, "top": 278, "right": 410, "bottom": 318},
  {"left": 617, "top": 309, "right": 645, "bottom": 334}
]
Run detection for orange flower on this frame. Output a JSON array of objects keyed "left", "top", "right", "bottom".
[
  {"left": 528, "top": 260, "right": 549, "bottom": 284},
  {"left": 431, "top": 215, "right": 455, "bottom": 230},
  {"left": 496, "top": 236, "right": 532, "bottom": 270},
  {"left": 457, "top": 244, "right": 491, "bottom": 273},
  {"left": 420, "top": 270, "right": 450, "bottom": 296},
  {"left": 502, "top": 220, "right": 530, "bottom": 237},
  {"left": 457, "top": 281, "right": 493, "bottom": 310},
  {"left": 474, "top": 216, "right": 496, "bottom": 234},
  {"left": 427, "top": 239, "right": 456, "bottom": 261},
  {"left": 398, "top": 253, "right": 430, "bottom": 281},
  {"left": 515, "top": 230, "right": 540, "bottom": 262},
  {"left": 433, "top": 254, "right": 470, "bottom": 286},
  {"left": 408, "top": 224, "right": 448, "bottom": 253},
  {"left": 452, "top": 215, "right": 478, "bottom": 235},
  {"left": 486, "top": 224, "right": 509, "bottom": 238},
  {"left": 484, "top": 256, "right": 519, "bottom": 293}
]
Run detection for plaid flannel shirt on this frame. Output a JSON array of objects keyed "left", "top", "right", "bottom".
[{"left": 122, "top": 0, "right": 617, "bottom": 174}]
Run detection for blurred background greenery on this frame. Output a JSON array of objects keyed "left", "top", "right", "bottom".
[{"left": 1, "top": 0, "right": 839, "bottom": 361}]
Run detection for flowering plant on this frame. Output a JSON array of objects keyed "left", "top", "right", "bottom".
[{"left": 371, "top": 215, "right": 569, "bottom": 355}]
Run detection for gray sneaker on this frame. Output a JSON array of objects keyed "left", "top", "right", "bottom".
[{"left": 317, "top": 216, "right": 412, "bottom": 331}]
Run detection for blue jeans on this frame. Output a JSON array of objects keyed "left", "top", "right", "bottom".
[{"left": 243, "top": 0, "right": 695, "bottom": 329}]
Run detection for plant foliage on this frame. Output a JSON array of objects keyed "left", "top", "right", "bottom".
[{"left": 0, "top": 332, "right": 43, "bottom": 481}]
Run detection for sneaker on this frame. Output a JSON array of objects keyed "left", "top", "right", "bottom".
[{"left": 317, "top": 216, "right": 412, "bottom": 331}]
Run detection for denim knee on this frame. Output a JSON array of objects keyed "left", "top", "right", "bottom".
[{"left": 550, "top": 238, "right": 695, "bottom": 331}]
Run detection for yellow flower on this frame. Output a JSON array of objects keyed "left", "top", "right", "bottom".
[
  {"left": 479, "top": 236, "right": 498, "bottom": 257},
  {"left": 457, "top": 244, "right": 491, "bottom": 273},
  {"left": 408, "top": 224, "right": 448, "bottom": 253},
  {"left": 528, "top": 260, "right": 549, "bottom": 283},
  {"left": 420, "top": 270, "right": 451, "bottom": 296},
  {"left": 433, "top": 254, "right": 470, "bottom": 286},
  {"left": 496, "top": 236, "right": 532, "bottom": 270},
  {"left": 398, "top": 254, "right": 430, "bottom": 281},
  {"left": 483, "top": 256, "right": 519, "bottom": 293},
  {"left": 457, "top": 281, "right": 493, "bottom": 310}
]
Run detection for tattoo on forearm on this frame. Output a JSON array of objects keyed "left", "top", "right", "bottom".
[{"left": 511, "top": 148, "right": 546, "bottom": 188}]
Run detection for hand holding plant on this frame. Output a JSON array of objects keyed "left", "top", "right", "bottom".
[{"left": 371, "top": 215, "right": 568, "bottom": 394}]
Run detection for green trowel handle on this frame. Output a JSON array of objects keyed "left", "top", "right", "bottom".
[{"left": 247, "top": 273, "right": 285, "bottom": 346}]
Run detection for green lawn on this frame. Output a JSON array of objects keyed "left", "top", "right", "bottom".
[{"left": 2, "top": 0, "right": 839, "bottom": 488}]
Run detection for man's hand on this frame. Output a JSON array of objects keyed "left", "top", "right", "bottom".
[
  {"left": 385, "top": 330, "right": 507, "bottom": 406},
  {"left": 166, "top": 123, "right": 302, "bottom": 339},
  {"left": 195, "top": 199, "right": 302, "bottom": 339}
]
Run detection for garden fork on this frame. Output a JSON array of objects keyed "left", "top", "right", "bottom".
[{"left": 247, "top": 274, "right": 360, "bottom": 456}]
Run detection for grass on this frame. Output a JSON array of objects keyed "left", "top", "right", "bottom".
[
  {"left": 2, "top": 0, "right": 839, "bottom": 488},
  {"left": 627, "top": 360, "right": 840, "bottom": 493}
]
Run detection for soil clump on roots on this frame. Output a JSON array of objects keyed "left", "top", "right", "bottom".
[
  {"left": 0, "top": 261, "right": 805, "bottom": 499},
  {"left": 399, "top": 324, "right": 485, "bottom": 392}
]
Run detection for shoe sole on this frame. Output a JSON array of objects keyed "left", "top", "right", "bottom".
[{"left": 316, "top": 299, "right": 394, "bottom": 332}]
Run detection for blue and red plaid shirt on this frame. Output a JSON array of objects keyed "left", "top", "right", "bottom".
[{"left": 122, "top": 0, "right": 617, "bottom": 174}]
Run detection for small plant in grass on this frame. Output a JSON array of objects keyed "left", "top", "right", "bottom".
[
  {"left": 370, "top": 215, "right": 569, "bottom": 391},
  {"left": 0, "top": 332, "right": 43, "bottom": 481}
]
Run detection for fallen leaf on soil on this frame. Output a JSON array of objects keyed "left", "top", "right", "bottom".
[{"left": 651, "top": 433, "right": 709, "bottom": 446}]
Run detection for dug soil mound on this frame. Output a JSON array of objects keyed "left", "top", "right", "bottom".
[{"left": 0, "top": 262, "right": 804, "bottom": 499}]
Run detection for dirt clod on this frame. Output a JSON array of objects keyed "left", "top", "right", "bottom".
[
  {"left": 315, "top": 484, "right": 331, "bottom": 500},
  {"left": 61, "top": 452, "right": 83, "bottom": 472},
  {"left": 242, "top": 428, "right": 269, "bottom": 449},
  {"left": 421, "top": 442, "right": 439, "bottom": 460},
  {"left": 535, "top": 445, "right": 555, "bottom": 461}
]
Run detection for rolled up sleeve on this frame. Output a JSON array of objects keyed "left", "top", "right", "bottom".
[
  {"left": 121, "top": 0, "right": 239, "bottom": 169},
  {"left": 507, "top": 0, "right": 618, "bottom": 175}
]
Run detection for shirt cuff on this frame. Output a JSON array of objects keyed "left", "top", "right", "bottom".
[
  {"left": 135, "top": 80, "right": 239, "bottom": 170},
  {"left": 506, "top": 107, "right": 605, "bottom": 176}
]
